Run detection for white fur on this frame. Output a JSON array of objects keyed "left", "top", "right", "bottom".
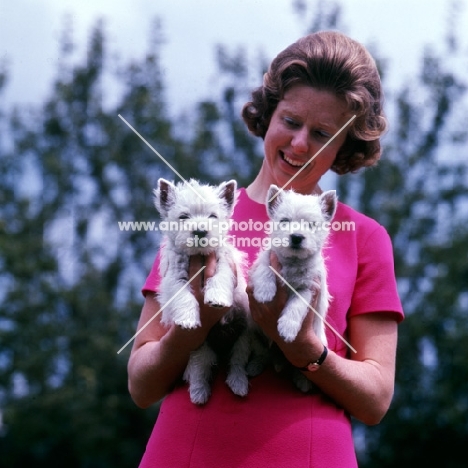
[
  {"left": 154, "top": 178, "right": 252, "bottom": 404},
  {"left": 249, "top": 185, "right": 337, "bottom": 391}
]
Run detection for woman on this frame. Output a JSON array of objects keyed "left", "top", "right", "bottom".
[{"left": 129, "top": 31, "right": 404, "bottom": 467}]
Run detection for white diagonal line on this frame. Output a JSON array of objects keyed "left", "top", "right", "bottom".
[
  {"left": 117, "top": 266, "right": 206, "bottom": 354},
  {"left": 118, "top": 114, "right": 206, "bottom": 202},
  {"left": 269, "top": 266, "right": 357, "bottom": 353},
  {"left": 268, "top": 114, "right": 356, "bottom": 203}
]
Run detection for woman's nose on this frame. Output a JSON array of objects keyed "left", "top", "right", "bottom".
[{"left": 291, "top": 128, "right": 309, "bottom": 153}]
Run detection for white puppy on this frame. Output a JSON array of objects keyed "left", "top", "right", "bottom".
[
  {"left": 153, "top": 178, "right": 251, "bottom": 404},
  {"left": 249, "top": 185, "right": 337, "bottom": 346},
  {"left": 249, "top": 185, "right": 337, "bottom": 392}
]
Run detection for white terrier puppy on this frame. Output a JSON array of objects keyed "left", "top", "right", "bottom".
[
  {"left": 249, "top": 185, "right": 337, "bottom": 346},
  {"left": 153, "top": 178, "right": 251, "bottom": 404},
  {"left": 249, "top": 185, "right": 337, "bottom": 392}
]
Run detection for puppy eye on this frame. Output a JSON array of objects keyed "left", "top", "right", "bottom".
[
  {"left": 209, "top": 214, "right": 218, "bottom": 219},
  {"left": 179, "top": 214, "right": 190, "bottom": 220},
  {"left": 279, "top": 218, "right": 290, "bottom": 229}
]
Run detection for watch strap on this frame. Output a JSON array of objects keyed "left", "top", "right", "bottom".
[{"left": 295, "top": 345, "right": 328, "bottom": 372}]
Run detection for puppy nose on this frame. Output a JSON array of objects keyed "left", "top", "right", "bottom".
[
  {"left": 290, "top": 233, "right": 304, "bottom": 247},
  {"left": 193, "top": 229, "right": 208, "bottom": 238}
]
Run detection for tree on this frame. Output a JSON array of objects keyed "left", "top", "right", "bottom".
[
  {"left": 0, "top": 20, "right": 173, "bottom": 467},
  {"left": 0, "top": 13, "right": 265, "bottom": 465},
  {"left": 186, "top": 43, "right": 265, "bottom": 184}
]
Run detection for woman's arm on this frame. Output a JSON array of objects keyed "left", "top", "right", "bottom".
[
  {"left": 127, "top": 254, "right": 229, "bottom": 408},
  {"left": 248, "top": 285, "right": 398, "bottom": 425},
  {"left": 291, "top": 312, "right": 397, "bottom": 425},
  {"left": 309, "top": 313, "right": 397, "bottom": 425}
]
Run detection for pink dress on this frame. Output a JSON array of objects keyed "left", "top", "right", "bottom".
[{"left": 139, "top": 188, "right": 404, "bottom": 468}]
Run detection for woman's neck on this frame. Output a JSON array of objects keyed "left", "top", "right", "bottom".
[{"left": 246, "top": 163, "right": 322, "bottom": 204}]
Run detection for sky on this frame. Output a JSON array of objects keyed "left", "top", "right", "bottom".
[{"left": 1, "top": 0, "right": 466, "bottom": 118}]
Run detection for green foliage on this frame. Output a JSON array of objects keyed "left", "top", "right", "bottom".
[
  {"left": 292, "top": 0, "right": 343, "bottom": 31},
  {"left": 0, "top": 18, "right": 262, "bottom": 467},
  {"left": 1, "top": 1, "right": 467, "bottom": 466},
  {"left": 187, "top": 43, "right": 264, "bottom": 184}
]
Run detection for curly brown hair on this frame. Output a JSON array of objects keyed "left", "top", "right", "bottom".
[{"left": 242, "top": 31, "right": 387, "bottom": 174}]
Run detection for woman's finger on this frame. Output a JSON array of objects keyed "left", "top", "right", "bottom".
[
  {"left": 188, "top": 255, "right": 205, "bottom": 300},
  {"left": 203, "top": 252, "right": 218, "bottom": 278}
]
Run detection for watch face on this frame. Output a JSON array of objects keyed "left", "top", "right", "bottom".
[{"left": 307, "top": 363, "right": 320, "bottom": 372}]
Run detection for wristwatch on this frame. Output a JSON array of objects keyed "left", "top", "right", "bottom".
[{"left": 295, "top": 346, "right": 328, "bottom": 372}]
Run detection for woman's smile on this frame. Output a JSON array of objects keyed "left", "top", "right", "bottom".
[{"left": 281, "top": 151, "right": 309, "bottom": 168}]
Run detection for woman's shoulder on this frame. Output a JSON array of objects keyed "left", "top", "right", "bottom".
[{"left": 333, "top": 201, "right": 392, "bottom": 249}]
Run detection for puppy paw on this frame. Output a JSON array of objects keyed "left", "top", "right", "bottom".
[
  {"left": 277, "top": 316, "right": 301, "bottom": 343},
  {"left": 252, "top": 283, "right": 276, "bottom": 303},
  {"left": 246, "top": 358, "right": 266, "bottom": 377},
  {"left": 174, "top": 316, "right": 202, "bottom": 329},
  {"left": 204, "top": 285, "right": 233, "bottom": 308},
  {"left": 204, "top": 276, "right": 234, "bottom": 308},
  {"left": 226, "top": 372, "right": 249, "bottom": 397},
  {"left": 189, "top": 383, "right": 211, "bottom": 405},
  {"left": 171, "top": 295, "right": 201, "bottom": 328}
]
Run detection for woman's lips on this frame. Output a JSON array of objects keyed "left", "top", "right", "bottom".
[{"left": 281, "top": 151, "right": 307, "bottom": 168}]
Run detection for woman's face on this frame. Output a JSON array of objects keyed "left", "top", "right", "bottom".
[{"left": 263, "top": 85, "right": 351, "bottom": 194}]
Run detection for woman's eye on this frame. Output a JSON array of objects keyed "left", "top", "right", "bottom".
[
  {"left": 284, "top": 117, "right": 299, "bottom": 127},
  {"left": 315, "top": 130, "right": 330, "bottom": 139}
]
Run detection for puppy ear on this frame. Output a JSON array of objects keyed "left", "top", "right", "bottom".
[
  {"left": 154, "top": 178, "right": 176, "bottom": 216},
  {"left": 267, "top": 185, "right": 282, "bottom": 218},
  {"left": 218, "top": 179, "right": 237, "bottom": 214},
  {"left": 320, "top": 190, "right": 337, "bottom": 222}
]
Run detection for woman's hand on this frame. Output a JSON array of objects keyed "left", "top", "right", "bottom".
[
  {"left": 247, "top": 253, "right": 324, "bottom": 367},
  {"left": 247, "top": 254, "right": 288, "bottom": 342},
  {"left": 246, "top": 253, "right": 399, "bottom": 425},
  {"left": 127, "top": 252, "right": 232, "bottom": 408},
  {"left": 188, "top": 253, "right": 231, "bottom": 334}
]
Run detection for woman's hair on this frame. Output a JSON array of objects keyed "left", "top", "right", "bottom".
[{"left": 242, "top": 31, "right": 387, "bottom": 174}]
